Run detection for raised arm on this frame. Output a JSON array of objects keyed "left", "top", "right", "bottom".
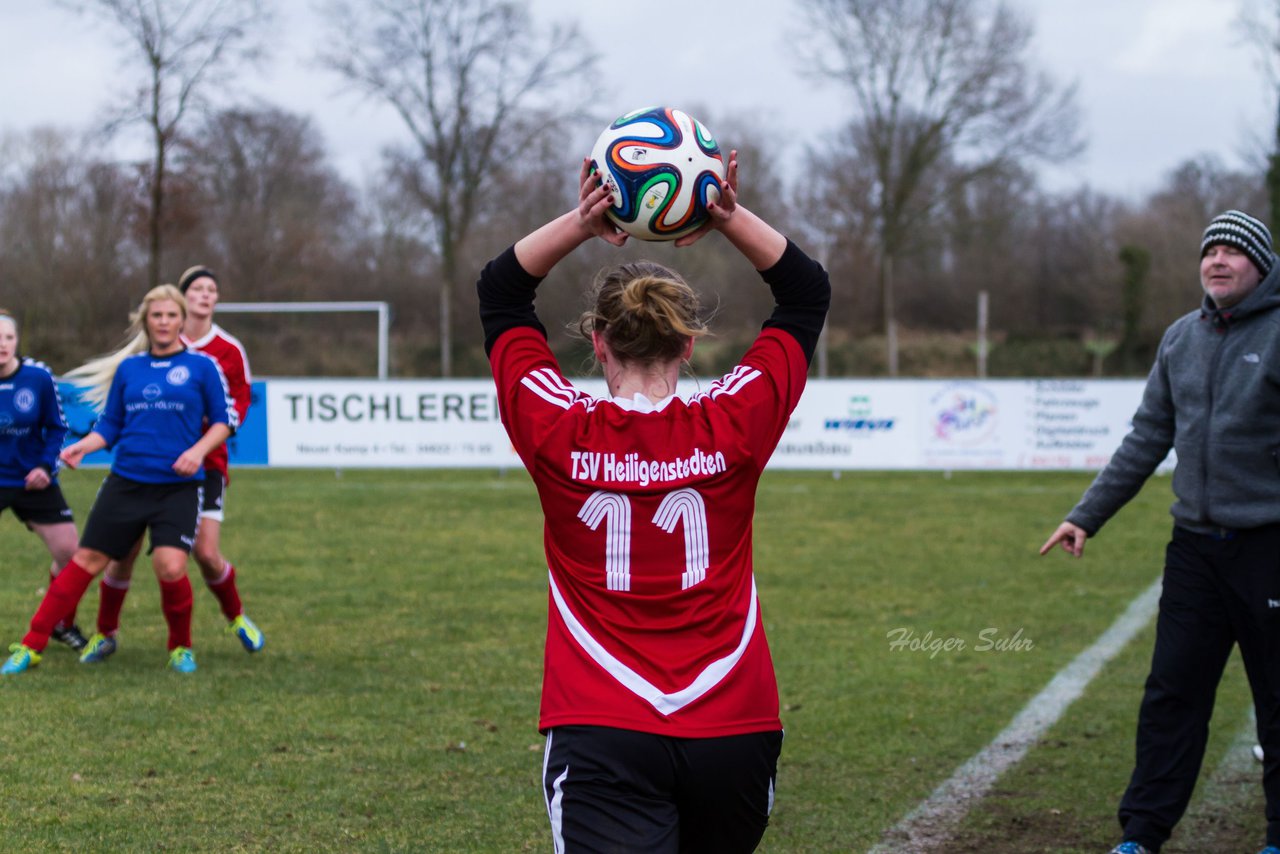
[
  {"left": 682, "top": 151, "right": 830, "bottom": 363},
  {"left": 478, "top": 160, "right": 629, "bottom": 354},
  {"left": 514, "top": 158, "right": 629, "bottom": 277},
  {"left": 677, "top": 151, "right": 787, "bottom": 270}
]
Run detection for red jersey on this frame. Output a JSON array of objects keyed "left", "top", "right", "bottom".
[
  {"left": 183, "top": 323, "right": 251, "bottom": 481},
  {"left": 491, "top": 325, "right": 809, "bottom": 738}
]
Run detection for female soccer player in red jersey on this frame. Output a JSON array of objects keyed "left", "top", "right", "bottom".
[{"left": 478, "top": 152, "right": 830, "bottom": 852}]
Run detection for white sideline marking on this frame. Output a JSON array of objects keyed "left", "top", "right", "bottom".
[
  {"left": 869, "top": 576, "right": 1163, "bottom": 854},
  {"left": 1177, "top": 706, "right": 1258, "bottom": 840}
]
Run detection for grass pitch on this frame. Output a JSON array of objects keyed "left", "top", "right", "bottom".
[{"left": 0, "top": 469, "right": 1261, "bottom": 852}]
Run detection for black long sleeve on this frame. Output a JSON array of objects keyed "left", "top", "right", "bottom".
[
  {"left": 760, "top": 239, "right": 831, "bottom": 364},
  {"left": 478, "top": 239, "right": 831, "bottom": 363},
  {"left": 477, "top": 245, "right": 547, "bottom": 355}
]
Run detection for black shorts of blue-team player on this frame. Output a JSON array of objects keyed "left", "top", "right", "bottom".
[
  {"left": 79, "top": 474, "right": 202, "bottom": 560},
  {"left": 0, "top": 483, "right": 75, "bottom": 527},
  {"left": 543, "top": 726, "right": 784, "bottom": 854}
]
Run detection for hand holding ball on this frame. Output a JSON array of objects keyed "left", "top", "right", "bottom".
[{"left": 589, "top": 107, "right": 725, "bottom": 242}]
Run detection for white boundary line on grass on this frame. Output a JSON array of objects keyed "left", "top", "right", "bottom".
[
  {"left": 1177, "top": 705, "right": 1259, "bottom": 842},
  {"left": 868, "top": 575, "right": 1163, "bottom": 854}
]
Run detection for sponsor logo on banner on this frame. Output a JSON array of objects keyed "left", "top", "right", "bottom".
[
  {"left": 929, "top": 382, "right": 998, "bottom": 446},
  {"left": 823, "top": 393, "right": 896, "bottom": 435}
]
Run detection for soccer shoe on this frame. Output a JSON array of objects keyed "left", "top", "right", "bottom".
[
  {"left": 79, "top": 633, "right": 118, "bottom": 664},
  {"left": 1255, "top": 744, "right": 1266, "bottom": 763},
  {"left": 228, "top": 614, "right": 264, "bottom": 653},
  {"left": 1109, "top": 843, "right": 1153, "bottom": 854},
  {"left": 167, "top": 646, "right": 197, "bottom": 673},
  {"left": 1, "top": 643, "right": 42, "bottom": 675},
  {"left": 51, "top": 623, "right": 89, "bottom": 651}
]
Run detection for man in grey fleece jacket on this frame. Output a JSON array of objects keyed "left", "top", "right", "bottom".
[{"left": 1041, "top": 210, "right": 1280, "bottom": 854}]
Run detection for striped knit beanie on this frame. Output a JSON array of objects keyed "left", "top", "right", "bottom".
[{"left": 1200, "top": 210, "right": 1274, "bottom": 277}]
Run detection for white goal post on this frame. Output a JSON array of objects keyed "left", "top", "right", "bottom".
[{"left": 216, "top": 301, "right": 391, "bottom": 379}]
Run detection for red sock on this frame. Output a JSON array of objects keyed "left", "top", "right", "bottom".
[
  {"left": 24, "top": 561, "right": 94, "bottom": 651},
  {"left": 97, "top": 576, "right": 131, "bottom": 636},
  {"left": 206, "top": 563, "right": 243, "bottom": 621},
  {"left": 159, "top": 576, "right": 194, "bottom": 651},
  {"left": 50, "top": 568, "right": 79, "bottom": 629}
]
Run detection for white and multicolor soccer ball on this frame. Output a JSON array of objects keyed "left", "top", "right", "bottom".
[{"left": 589, "top": 107, "right": 725, "bottom": 242}]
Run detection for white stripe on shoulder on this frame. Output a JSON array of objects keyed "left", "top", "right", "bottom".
[
  {"left": 208, "top": 325, "right": 252, "bottom": 381},
  {"left": 532, "top": 368, "right": 579, "bottom": 399},
  {"left": 21, "top": 357, "right": 55, "bottom": 377},
  {"left": 691, "top": 364, "right": 762, "bottom": 405},
  {"left": 192, "top": 350, "right": 241, "bottom": 431},
  {"left": 22, "top": 358, "right": 68, "bottom": 429},
  {"left": 519, "top": 368, "right": 598, "bottom": 411}
]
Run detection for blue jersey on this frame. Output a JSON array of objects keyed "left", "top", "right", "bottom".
[
  {"left": 0, "top": 358, "right": 68, "bottom": 488},
  {"left": 94, "top": 349, "right": 238, "bottom": 484}
]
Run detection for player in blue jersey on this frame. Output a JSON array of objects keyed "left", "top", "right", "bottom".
[
  {"left": 1, "top": 285, "right": 238, "bottom": 675},
  {"left": 91, "top": 265, "right": 263, "bottom": 662},
  {"left": 0, "top": 309, "right": 87, "bottom": 651}
]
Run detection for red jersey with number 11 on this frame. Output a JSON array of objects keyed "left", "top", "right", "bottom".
[{"left": 491, "top": 325, "right": 809, "bottom": 738}]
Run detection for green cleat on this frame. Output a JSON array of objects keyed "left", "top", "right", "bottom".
[
  {"left": 167, "top": 646, "right": 197, "bottom": 673},
  {"left": 79, "top": 633, "right": 118, "bottom": 664},
  {"left": 1, "top": 643, "right": 42, "bottom": 675},
  {"left": 228, "top": 614, "right": 264, "bottom": 653}
]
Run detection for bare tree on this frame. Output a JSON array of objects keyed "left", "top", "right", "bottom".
[
  {"left": 0, "top": 128, "right": 141, "bottom": 365},
  {"left": 316, "top": 0, "right": 597, "bottom": 376},
  {"left": 57, "top": 0, "right": 271, "bottom": 289},
  {"left": 802, "top": 125, "right": 881, "bottom": 370},
  {"left": 1122, "top": 156, "right": 1267, "bottom": 334},
  {"left": 171, "top": 107, "right": 358, "bottom": 296},
  {"left": 1236, "top": 0, "right": 1280, "bottom": 233},
  {"left": 796, "top": 0, "right": 1082, "bottom": 374}
]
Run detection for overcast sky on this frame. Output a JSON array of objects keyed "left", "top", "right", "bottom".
[{"left": 0, "top": 1, "right": 1271, "bottom": 202}]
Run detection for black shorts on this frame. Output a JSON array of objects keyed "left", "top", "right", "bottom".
[
  {"left": 79, "top": 474, "right": 202, "bottom": 559},
  {"left": 0, "top": 482, "right": 75, "bottom": 526},
  {"left": 542, "top": 725, "right": 783, "bottom": 854},
  {"left": 199, "top": 469, "right": 227, "bottom": 521}
]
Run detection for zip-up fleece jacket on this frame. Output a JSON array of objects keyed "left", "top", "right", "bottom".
[{"left": 1067, "top": 256, "right": 1280, "bottom": 535}]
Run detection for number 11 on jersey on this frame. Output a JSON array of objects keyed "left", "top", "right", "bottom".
[{"left": 577, "top": 488, "right": 710, "bottom": 592}]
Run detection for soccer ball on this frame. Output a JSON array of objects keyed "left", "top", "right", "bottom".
[{"left": 589, "top": 107, "right": 725, "bottom": 241}]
